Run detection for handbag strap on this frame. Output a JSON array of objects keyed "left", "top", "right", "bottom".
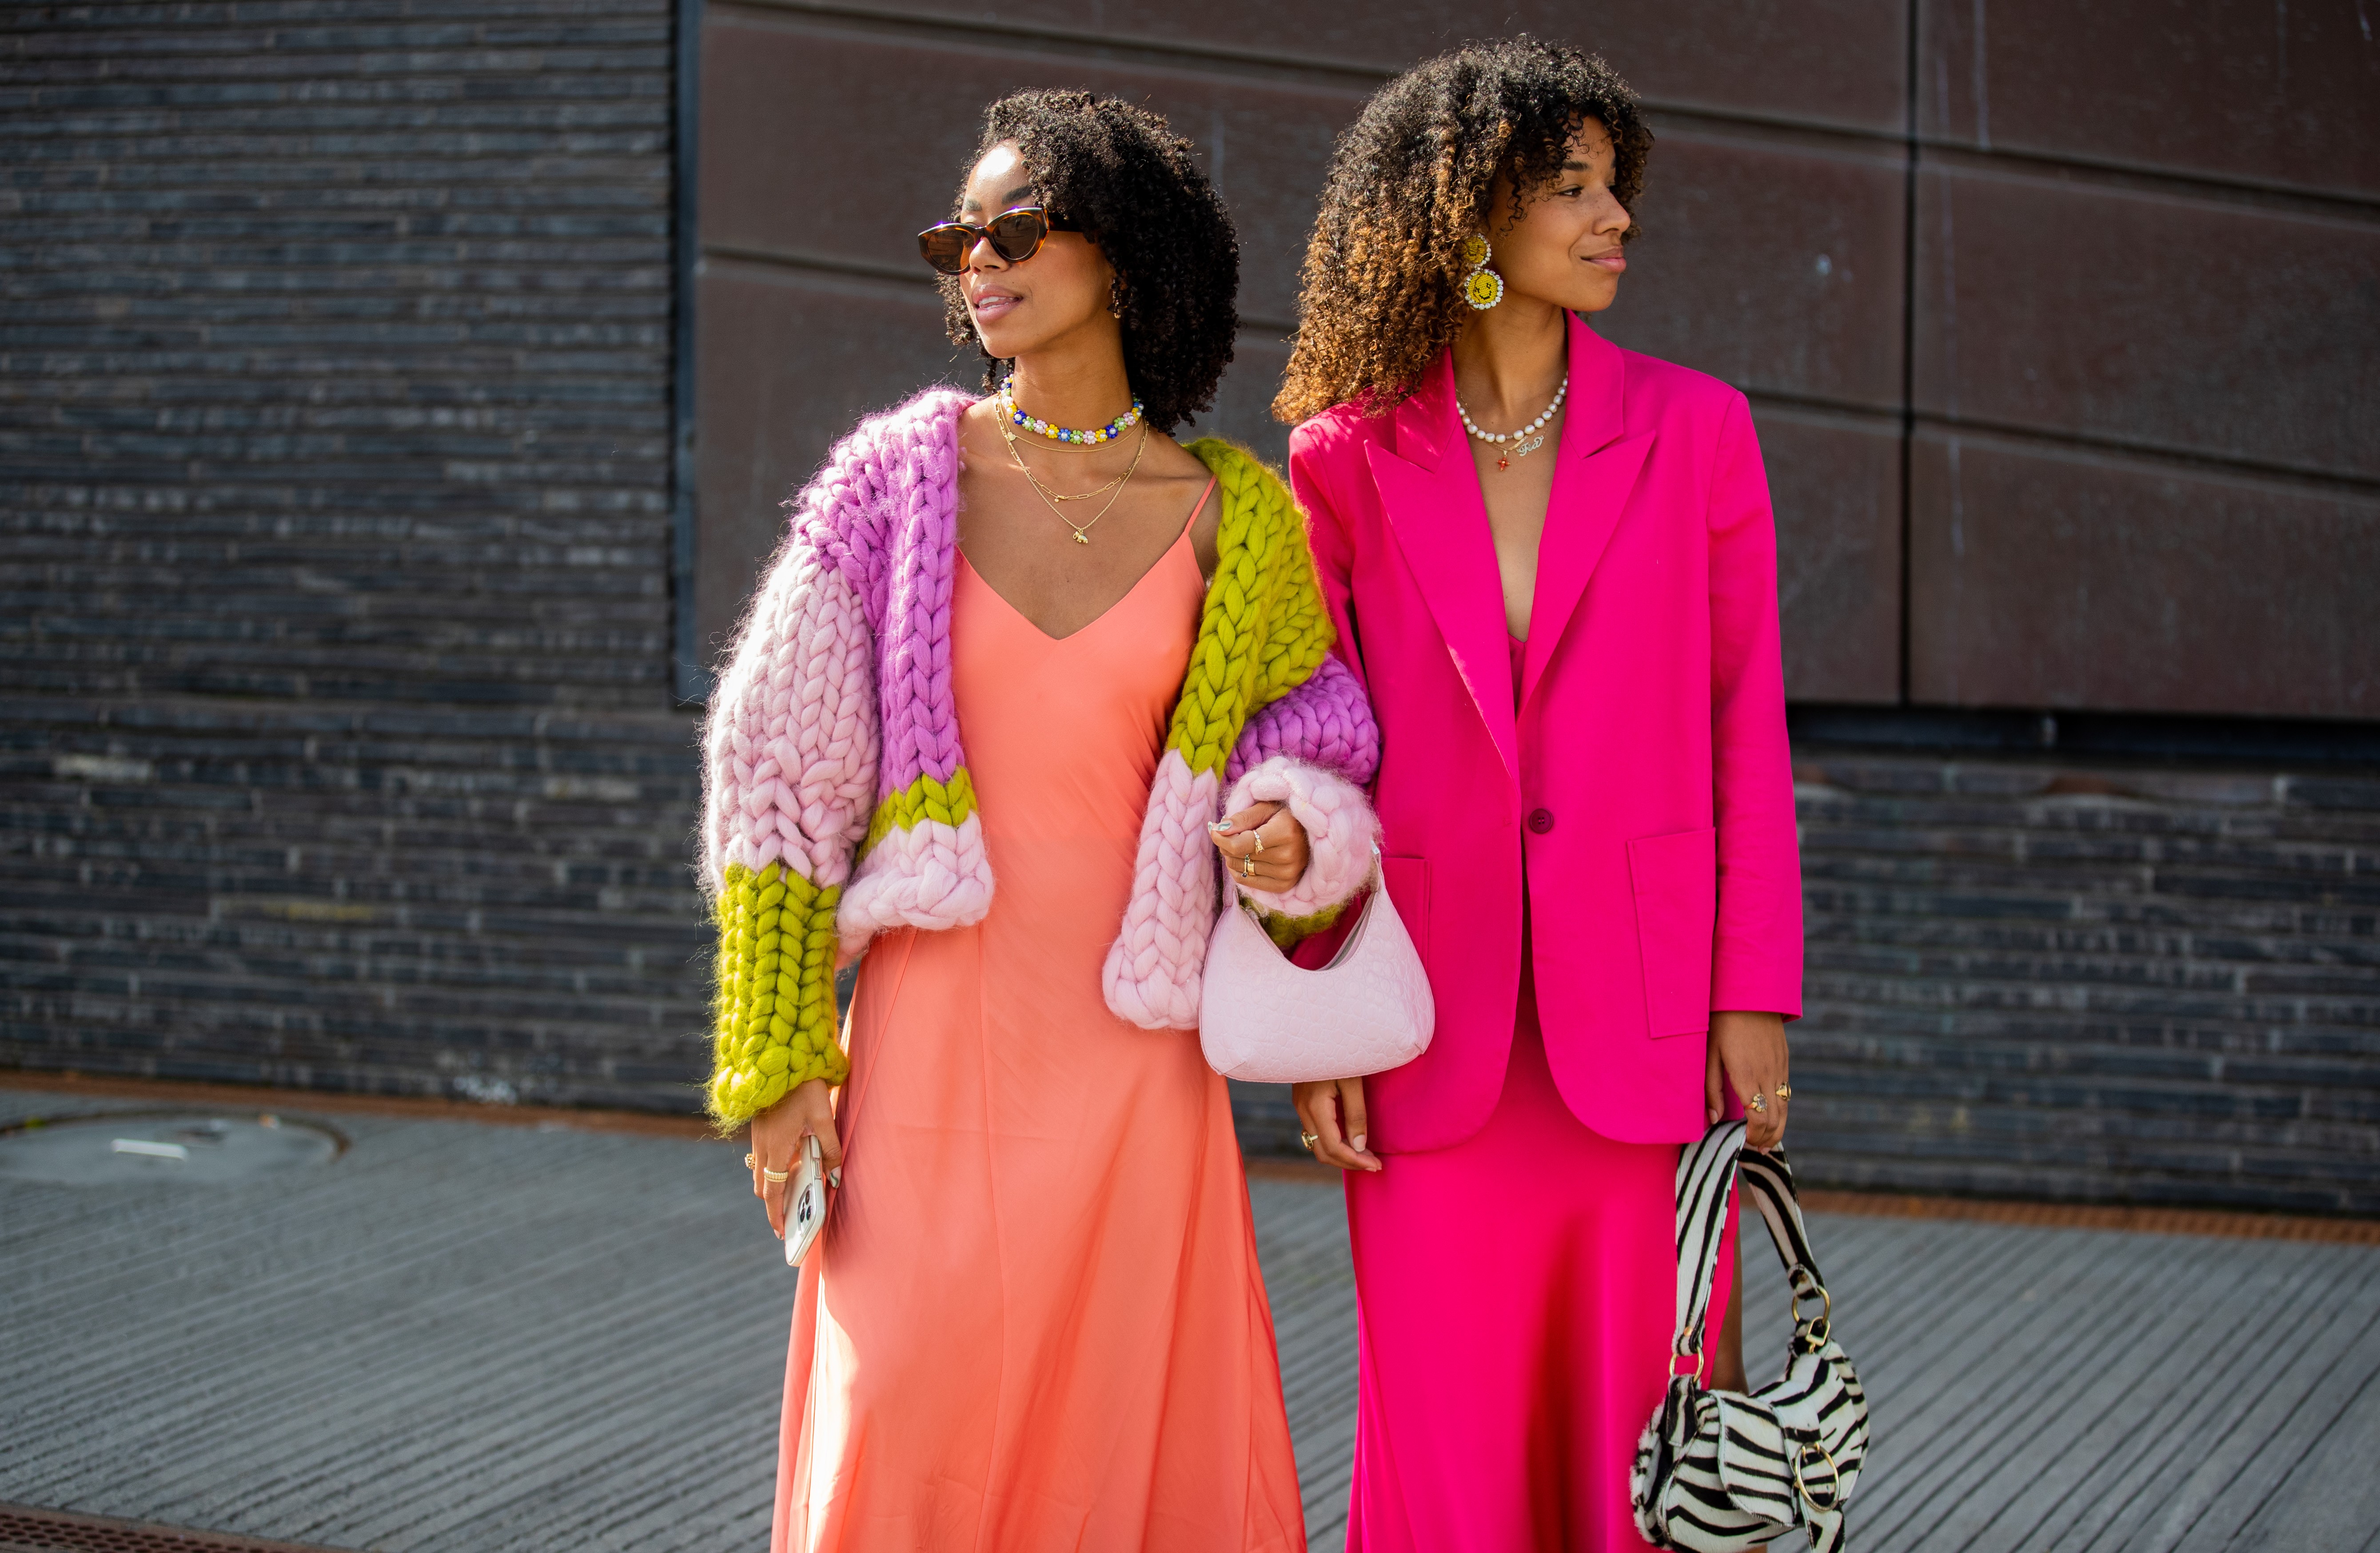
[{"left": 1666, "top": 1121, "right": 1832, "bottom": 1373}]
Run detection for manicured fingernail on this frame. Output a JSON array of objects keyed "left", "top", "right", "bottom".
[
  {"left": 1350, "top": 1134, "right": 1366, "bottom": 1152},
  {"left": 828, "top": 1169, "right": 842, "bottom": 1188},
  {"left": 1211, "top": 819, "right": 1233, "bottom": 833}
]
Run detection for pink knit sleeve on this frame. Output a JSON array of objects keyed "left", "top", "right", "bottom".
[
  {"left": 1222, "top": 756, "right": 1379, "bottom": 922},
  {"left": 696, "top": 472, "right": 881, "bottom": 1127},
  {"left": 701, "top": 490, "right": 879, "bottom": 897}
]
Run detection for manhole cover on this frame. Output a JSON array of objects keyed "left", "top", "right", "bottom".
[{"left": 0, "top": 1112, "right": 339, "bottom": 1187}]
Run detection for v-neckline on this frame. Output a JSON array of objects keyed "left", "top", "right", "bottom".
[
  {"left": 957, "top": 474, "right": 1214, "bottom": 644},
  {"left": 960, "top": 526, "right": 1196, "bottom": 645}
]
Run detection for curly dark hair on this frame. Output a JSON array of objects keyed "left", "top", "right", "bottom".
[
  {"left": 941, "top": 90, "right": 1239, "bottom": 434},
  {"left": 1272, "top": 38, "right": 1652, "bottom": 424}
]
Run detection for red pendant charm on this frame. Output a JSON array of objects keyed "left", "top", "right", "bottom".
[{"left": 1496, "top": 454, "right": 1511, "bottom": 471}]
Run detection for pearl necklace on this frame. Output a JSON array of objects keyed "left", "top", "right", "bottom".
[
  {"left": 1455, "top": 373, "right": 1568, "bottom": 471},
  {"left": 998, "top": 381, "right": 1144, "bottom": 446}
]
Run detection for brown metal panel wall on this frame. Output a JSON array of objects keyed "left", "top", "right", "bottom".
[
  {"left": 1917, "top": 0, "right": 2380, "bottom": 199},
  {"left": 803, "top": 0, "right": 1912, "bottom": 130},
  {"left": 692, "top": 0, "right": 1912, "bottom": 701},
  {"left": 1592, "top": 122, "right": 1910, "bottom": 705},
  {"left": 1760, "top": 408, "right": 1906, "bottom": 703},
  {"left": 1909, "top": 431, "right": 2380, "bottom": 717},
  {"left": 1909, "top": 0, "right": 2380, "bottom": 717},
  {"left": 693, "top": 3, "right": 2378, "bottom": 701}
]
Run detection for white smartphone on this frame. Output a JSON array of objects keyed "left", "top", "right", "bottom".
[{"left": 784, "top": 1133, "right": 825, "bottom": 1267}]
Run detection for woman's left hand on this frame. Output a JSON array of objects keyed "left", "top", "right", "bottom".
[
  {"left": 1707, "top": 1010, "right": 1790, "bottom": 1151},
  {"left": 1208, "top": 800, "right": 1311, "bottom": 893}
]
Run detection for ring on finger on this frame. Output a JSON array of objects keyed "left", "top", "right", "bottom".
[
  {"left": 743, "top": 1152, "right": 756, "bottom": 1169},
  {"left": 1243, "top": 856, "right": 1256, "bottom": 878},
  {"left": 1299, "top": 1130, "right": 1320, "bottom": 1150},
  {"left": 1747, "top": 1092, "right": 1768, "bottom": 1113},
  {"left": 1774, "top": 1084, "right": 1793, "bottom": 1100},
  {"left": 1251, "top": 831, "right": 1265, "bottom": 856},
  {"left": 761, "top": 1166, "right": 790, "bottom": 1183}
]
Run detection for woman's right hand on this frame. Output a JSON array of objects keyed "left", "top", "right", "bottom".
[
  {"left": 748, "top": 1078, "right": 845, "bottom": 1237},
  {"left": 1292, "top": 1076, "right": 1381, "bottom": 1172}
]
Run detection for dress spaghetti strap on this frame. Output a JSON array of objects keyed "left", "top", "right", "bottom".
[{"left": 1185, "top": 474, "right": 1218, "bottom": 538}]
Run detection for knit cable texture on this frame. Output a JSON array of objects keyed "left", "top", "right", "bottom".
[
  {"left": 701, "top": 394, "right": 1383, "bottom": 1115},
  {"left": 710, "top": 861, "right": 847, "bottom": 1122},
  {"left": 829, "top": 390, "right": 996, "bottom": 947},
  {"left": 1224, "top": 756, "right": 1380, "bottom": 925},
  {"left": 698, "top": 478, "right": 885, "bottom": 1124},
  {"left": 1101, "top": 438, "right": 1367, "bottom": 1028}
]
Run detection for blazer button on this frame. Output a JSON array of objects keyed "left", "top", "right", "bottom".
[{"left": 1527, "top": 808, "right": 1555, "bottom": 835}]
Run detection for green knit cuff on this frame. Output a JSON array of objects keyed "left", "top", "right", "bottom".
[
  {"left": 706, "top": 860, "right": 849, "bottom": 1129},
  {"left": 1258, "top": 896, "right": 1350, "bottom": 952}
]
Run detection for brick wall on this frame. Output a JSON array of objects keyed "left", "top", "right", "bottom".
[
  {"left": 1788, "top": 751, "right": 2379, "bottom": 1215},
  {"left": 1238, "top": 748, "right": 2380, "bottom": 1215},
  {"left": 0, "top": 0, "right": 713, "bottom": 1109}
]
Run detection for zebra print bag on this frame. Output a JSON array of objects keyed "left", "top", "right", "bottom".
[{"left": 1631, "top": 1121, "right": 1871, "bottom": 1553}]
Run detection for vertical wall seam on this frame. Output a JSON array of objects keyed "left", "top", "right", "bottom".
[
  {"left": 1898, "top": 0, "right": 1921, "bottom": 706},
  {"left": 672, "top": 0, "right": 710, "bottom": 706}
]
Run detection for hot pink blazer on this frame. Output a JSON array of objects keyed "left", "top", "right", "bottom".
[{"left": 1290, "top": 311, "right": 1803, "bottom": 1152}]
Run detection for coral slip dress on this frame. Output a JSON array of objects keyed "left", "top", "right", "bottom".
[{"left": 770, "top": 479, "right": 1307, "bottom": 1553}]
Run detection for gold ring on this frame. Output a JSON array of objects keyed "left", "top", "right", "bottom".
[
  {"left": 743, "top": 1152, "right": 756, "bottom": 1169},
  {"left": 1251, "top": 832, "right": 1265, "bottom": 855},
  {"left": 761, "top": 1167, "right": 790, "bottom": 1183},
  {"left": 1299, "top": 1131, "right": 1320, "bottom": 1149},
  {"left": 1243, "top": 856, "right": 1256, "bottom": 877},
  {"left": 1747, "top": 1092, "right": 1768, "bottom": 1113},
  {"left": 1774, "top": 1084, "right": 1793, "bottom": 1100}
]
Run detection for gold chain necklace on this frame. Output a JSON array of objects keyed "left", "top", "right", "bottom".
[
  {"left": 1001, "top": 425, "right": 1128, "bottom": 503},
  {"left": 1004, "top": 420, "right": 1148, "bottom": 544}
]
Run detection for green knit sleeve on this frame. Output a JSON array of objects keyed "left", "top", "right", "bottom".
[{"left": 706, "top": 861, "right": 850, "bottom": 1130}]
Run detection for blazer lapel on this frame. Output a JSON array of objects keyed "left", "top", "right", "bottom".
[
  {"left": 1366, "top": 354, "right": 1519, "bottom": 784},
  {"left": 1521, "top": 315, "right": 1654, "bottom": 710}
]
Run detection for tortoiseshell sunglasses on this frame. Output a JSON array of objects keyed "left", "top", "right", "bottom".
[{"left": 916, "top": 205, "right": 1076, "bottom": 276}]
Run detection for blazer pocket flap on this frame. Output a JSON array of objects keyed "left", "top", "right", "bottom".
[{"left": 1628, "top": 827, "right": 1718, "bottom": 1039}]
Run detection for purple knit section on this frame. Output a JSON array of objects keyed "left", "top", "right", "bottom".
[
  {"left": 784, "top": 390, "right": 1377, "bottom": 810},
  {"left": 1226, "top": 652, "right": 1380, "bottom": 788},
  {"left": 793, "top": 388, "right": 973, "bottom": 797}
]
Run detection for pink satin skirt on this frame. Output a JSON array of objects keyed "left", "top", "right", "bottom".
[{"left": 1341, "top": 968, "right": 1735, "bottom": 1552}]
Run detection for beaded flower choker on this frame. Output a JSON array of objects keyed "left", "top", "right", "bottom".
[{"left": 999, "top": 381, "right": 1145, "bottom": 446}]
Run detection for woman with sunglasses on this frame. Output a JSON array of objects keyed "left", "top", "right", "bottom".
[
  {"left": 699, "top": 88, "right": 1379, "bottom": 1553},
  {"left": 1274, "top": 41, "right": 1802, "bottom": 1551}
]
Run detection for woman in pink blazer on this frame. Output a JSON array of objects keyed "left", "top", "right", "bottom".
[{"left": 1275, "top": 41, "right": 1804, "bottom": 1550}]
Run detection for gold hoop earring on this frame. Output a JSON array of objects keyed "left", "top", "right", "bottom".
[{"left": 1462, "top": 233, "right": 1504, "bottom": 310}]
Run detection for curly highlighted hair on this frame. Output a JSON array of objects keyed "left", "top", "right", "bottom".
[
  {"left": 1272, "top": 39, "right": 1653, "bottom": 425},
  {"left": 943, "top": 90, "right": 1239, "bottom": 434}
]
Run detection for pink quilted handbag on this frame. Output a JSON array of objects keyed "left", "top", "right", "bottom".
[{"left": 1197, "top": 852, "right": 1435, "bottom": 1084}]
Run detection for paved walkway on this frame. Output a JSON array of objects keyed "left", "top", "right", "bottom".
[{"left": 3, "top": 1086, "right": 2376, "bottom": 1552}]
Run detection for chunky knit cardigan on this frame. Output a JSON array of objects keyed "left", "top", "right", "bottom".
[{"left": 698, "top": 388, "right": 1382, "bottom": 1127}]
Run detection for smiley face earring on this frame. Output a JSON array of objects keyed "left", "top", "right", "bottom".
[{"left": 1461, "top": 233, "right": 1504, "bottom": 310}]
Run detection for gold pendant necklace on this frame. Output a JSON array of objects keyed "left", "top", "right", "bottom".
[{"left": 1005, "top": 421, "right": 1147, "bottom": 544}]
